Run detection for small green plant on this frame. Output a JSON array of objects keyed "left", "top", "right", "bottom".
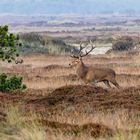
[{"left": 0, "top": 73, "right": 26, "bottom": 92}]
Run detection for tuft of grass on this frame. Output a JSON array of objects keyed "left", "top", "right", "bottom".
[
  {"left": 115, "top": 129, "right": 140, "bottom": 140},
  {"left": 0, "top": 106, "right": 46, "bottom": 140}
]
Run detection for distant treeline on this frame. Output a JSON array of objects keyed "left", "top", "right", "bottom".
[{"left": 18, "top": 33, "right": 78, "bottom": 55}]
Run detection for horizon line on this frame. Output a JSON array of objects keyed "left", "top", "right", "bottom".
[{"left": 0, "top": 12, "right": 139, "bottom": 17}]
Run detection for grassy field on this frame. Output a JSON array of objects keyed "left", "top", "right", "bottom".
[{"left": 0, "top": 53, "right": 140, "bottom": 140}]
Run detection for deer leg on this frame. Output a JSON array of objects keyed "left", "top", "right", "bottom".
[
  {"left": 91, "top": 79, "right": 97, "bottom": 87},
  {"left": 110, "top": 79, "right": 120, "bottom": 89},
  {"left": 103, "top": 80, "right": 111, "bottom": 88}
]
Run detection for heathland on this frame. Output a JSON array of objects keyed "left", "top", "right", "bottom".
[{"left": 0, "top": 14, "right": 140, "bottom": 140}]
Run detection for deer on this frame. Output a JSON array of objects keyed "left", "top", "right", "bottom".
[{"left": 69, "top": 41, "right": 120, "bottom": 88}]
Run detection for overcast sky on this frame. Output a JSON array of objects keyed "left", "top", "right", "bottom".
[{"left": 0, "top": 0, "right": 140, "bottom": 15}]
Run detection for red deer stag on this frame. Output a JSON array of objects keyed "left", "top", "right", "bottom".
[{"left": 69, "top": 41, "right": 120, "bottom": 88}]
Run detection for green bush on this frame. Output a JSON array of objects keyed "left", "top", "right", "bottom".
[
  {"left": 112, "top": 36, "right": 133, "bottom": 51},
  {"left": 19, "top": 33, "right": 78, "bottom": 55},
  {"left": 0, "top": 25, "right": 22, "bottom": 63},
  {"left": 0, "top": 73, "right": 26, "bottom": 92}
]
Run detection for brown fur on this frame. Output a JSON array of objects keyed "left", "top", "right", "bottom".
[{"left": 69, "top": 58, "right": 120, "bottom": 88}]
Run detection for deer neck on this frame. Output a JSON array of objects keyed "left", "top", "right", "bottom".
[{"left": 76, "top": 61, "right": 87, "bottom": 79}]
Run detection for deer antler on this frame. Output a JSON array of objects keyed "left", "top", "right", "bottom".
[
  {"left": 71, "top": 41, "right": 87, "bottom": 58},
  {"left": 71, "top": 40, "right": 96, "bottom": 58},
  {"left": 78, "top": 42, "right": 86, "bottom": 54},
  {"left": 80, "top": 40, "right": 96, "bottom": 57},
  {"left": 70, "top": 54, "right": 79, "bottom": 59}
]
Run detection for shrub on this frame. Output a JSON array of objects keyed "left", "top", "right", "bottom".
[
  {"left": 0, "top": 25, "right": 22, "bottom": 63},
  {"left": 0, "top": 25, "right": 26, "bottom": 93},
  {"left": 112, "top": 36, "right": 133, "bottom": 51},
  {"left": 0, "top": 73, "right": 26, "bottom": 92},
  {"left": 19, "top": 33, "right": 78, "bottom": 55}
]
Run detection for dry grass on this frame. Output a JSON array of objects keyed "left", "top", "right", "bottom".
[
  {"left": 0, "top": 106, "right": 139, "bottom": 140},
  {"left": 0, "top": 53, "right": 140, "bottom": 139},
  {"left": 0, "top": 54, "right": 139, "bottom": 90}
]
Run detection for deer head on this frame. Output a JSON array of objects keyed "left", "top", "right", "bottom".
[{"left": 69, "top": 40, "right": 96, "bottom": 67}]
